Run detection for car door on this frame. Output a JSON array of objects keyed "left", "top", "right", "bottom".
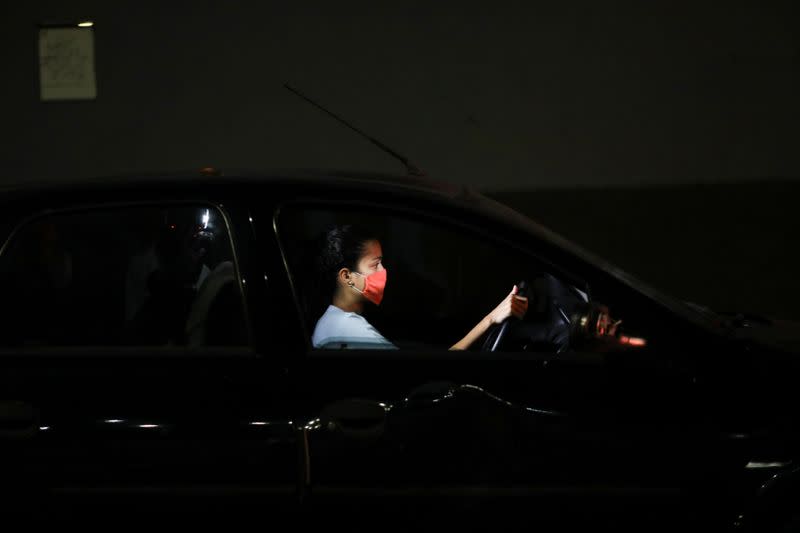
[
  {"left": 266, "top": 192, "right": 739, "bottom": 531},
  {"left": 0, "top": 192, "right": 297, "bottom": 524}
]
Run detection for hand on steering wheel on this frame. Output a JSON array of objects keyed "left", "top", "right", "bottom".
[{"left": 483, "top": 281, "right": 529, "bottom": 352}]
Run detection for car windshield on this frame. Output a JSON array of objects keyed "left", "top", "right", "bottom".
[{"left": 460, "top": 190, "right": 726, "bottom": 332}]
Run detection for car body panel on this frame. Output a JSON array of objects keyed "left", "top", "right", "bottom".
[{"left": 0, "top": 171, "right": 796, "bottom": 529}]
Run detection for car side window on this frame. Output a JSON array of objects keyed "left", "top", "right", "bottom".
[
  {"left": 277, "top": 204, "right": 590, "bottom": 352},
  {"left": 0, "top": 205, "right": 248, "bottom": 348}
]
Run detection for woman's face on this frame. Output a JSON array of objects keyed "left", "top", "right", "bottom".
[{"left": 352, "top": 239, "right": 384, "bottom": 291}]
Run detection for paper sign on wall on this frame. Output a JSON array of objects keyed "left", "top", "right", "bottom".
[{"left": 39, "top": 26, "right": 97, "bottom": 101}]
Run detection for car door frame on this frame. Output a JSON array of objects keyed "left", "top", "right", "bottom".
[
  {"left": 0, "top": 183, "right": 300, "bottom": 520},
  {"left": 255, "top": 183, "right": 739, "bottom": 527}
]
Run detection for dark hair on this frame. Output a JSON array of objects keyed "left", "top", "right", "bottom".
[{"left": 305, "top": 225, "right": 377, "bottom": 319}]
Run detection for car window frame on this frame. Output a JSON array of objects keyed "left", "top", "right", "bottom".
[
  {"left": 0, "top": 199, "right": 256, "bottom": 356},
  {"left": 273, "top": 195, "right": 592, "bottom": 356}
]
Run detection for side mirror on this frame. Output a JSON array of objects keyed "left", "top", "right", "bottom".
[
  {"left": 570, "top": 302, "right": 622, "bottom": 347},
  {"left": 568, "top": 302, "right": 645, "bottom": 350},
  {"left": 571, "top": 302, "right": 617, "bottom": 337}
]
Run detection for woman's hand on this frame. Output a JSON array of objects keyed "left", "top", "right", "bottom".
[
  {"left": 450, "top": 285, "right": 529, "bottom": 351},
  {"left": 487, "top": 285, "right": 529, "bottom": 325}
]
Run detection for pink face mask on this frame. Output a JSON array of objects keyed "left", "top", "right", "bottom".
[{"left": 350, "top": 269, "right": 387, "bottom": 306}]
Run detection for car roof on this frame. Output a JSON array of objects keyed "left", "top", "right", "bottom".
[{"left": 0, "top": 168, "right": 469, "bottom": 199}]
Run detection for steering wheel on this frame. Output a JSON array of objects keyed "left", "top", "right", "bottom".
[{"left": 481, "top": 275, "right": 582, "bottom": 353}]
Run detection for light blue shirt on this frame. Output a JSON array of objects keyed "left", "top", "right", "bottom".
[{"left": 311, "top": 305, "right": 397, "bottom": 350}]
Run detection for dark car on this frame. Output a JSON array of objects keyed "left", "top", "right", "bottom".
[{"left": 0, "top": 170, "right": 798, "bottom": 530}]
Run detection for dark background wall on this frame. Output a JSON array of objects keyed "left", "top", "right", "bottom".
[
  {"left": 490, "top": 180, "right": 799, "bottom": 321},
  {"left": 1, "top": 2, "right": 797, "bottom": 318}
]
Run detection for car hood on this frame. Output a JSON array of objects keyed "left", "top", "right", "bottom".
[{"left": 730, "top": 316, "right": 800, "bottom": 354}]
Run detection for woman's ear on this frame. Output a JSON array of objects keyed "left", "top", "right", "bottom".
[{"left": 337, "top": 268, "right": 352, "bottom": 287}]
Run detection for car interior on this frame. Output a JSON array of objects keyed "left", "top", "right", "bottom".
[
  {"left": 0, "top": 205, "right": 247, "bottom": 348},
  {"left": 277, "top": 205, "right": 599, "bottom": 353}
]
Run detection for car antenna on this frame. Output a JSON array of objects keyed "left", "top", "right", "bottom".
[{"left": 284, "top": 83, "right": 426, "bottom": 177}]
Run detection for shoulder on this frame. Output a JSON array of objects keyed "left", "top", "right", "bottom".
[
  {"left": 311, "top": 306, "right": 395, "bottom": 348},
  {"left": 314, "top": 305, "right": 365, "bottom": 332}
]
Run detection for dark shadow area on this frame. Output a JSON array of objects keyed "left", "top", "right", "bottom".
[{"left": 488, "top": 179, "right": 800, "bottom": 321}]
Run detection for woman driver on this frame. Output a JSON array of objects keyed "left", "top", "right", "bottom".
[{"left": 310, "top": 225, "right": 528, "bottom": 350}]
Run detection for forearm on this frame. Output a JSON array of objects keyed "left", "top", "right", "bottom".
[{"left": 450, "top": 314, "right": 493, "bottom": 351}]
